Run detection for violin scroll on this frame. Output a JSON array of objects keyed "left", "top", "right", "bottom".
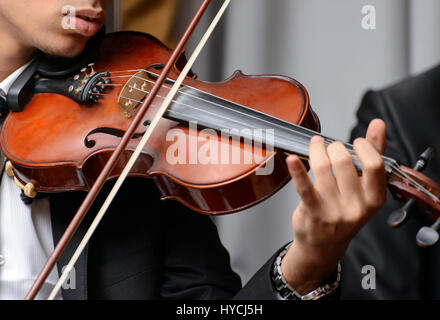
[
  {"left": 388, "top": 165, "right": 440, "bottom": 220},
  {"left": 386, "top": 147, "right": 440, "bottom": 247}
]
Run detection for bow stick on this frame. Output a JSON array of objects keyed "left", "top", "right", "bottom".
[{"left": 25, "top": 0, "right": 231, "bottom": 300}]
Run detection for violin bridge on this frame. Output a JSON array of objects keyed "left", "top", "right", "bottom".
[{"left": 118, "top": 70, "right": 151, "bottom": 118}]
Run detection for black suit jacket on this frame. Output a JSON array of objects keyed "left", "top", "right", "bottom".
[
  {"left": 48, "top": 178, "right": 282, "bottom": 300},
  {"left": 341, "top": 65, "right": 440, "bottom": 299}
]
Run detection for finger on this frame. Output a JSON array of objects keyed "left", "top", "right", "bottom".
[
  {"left": 286, "top": 155, "right": 319, "bottom": 207},
  {"left": 366, "top": 119, "right": 386, "bottom": 154},
  {"left": 327, "top": 141, "right": 362, "bottom": 200},
  {"left": 309, "top": 136, "right": 339, "bottom": 193},
  {"left": 353, "top": 138, "right": 387, "bottom": 210}
]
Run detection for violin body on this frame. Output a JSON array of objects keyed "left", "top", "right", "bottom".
[{"left": 0, "top": 31, "right": 320, "bottom": 215}]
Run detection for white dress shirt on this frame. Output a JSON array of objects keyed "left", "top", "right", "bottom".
[{"left": 0, "top": 63, "right": 62, "bottom": 300}]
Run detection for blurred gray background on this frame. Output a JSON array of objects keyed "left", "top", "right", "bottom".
[{"left": 112, "top": 0, "right": 440, "bottom": 285}]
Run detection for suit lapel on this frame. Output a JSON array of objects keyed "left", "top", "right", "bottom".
[{"left": 49, "top": 192, "right": 89, "bottom": 300}]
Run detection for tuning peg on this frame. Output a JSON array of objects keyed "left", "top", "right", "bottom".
[
  {"left": 414, "top": 147, "right": 434, "bottom": 171},
  {"left": 388, "top": 198, "right": 415, "bottom": 228},
  {"left": 387, "top": 147, "right": 435, "bottom": 228},
  {"left": 416, "top": 218, "right": 440, "bottom": 247}
]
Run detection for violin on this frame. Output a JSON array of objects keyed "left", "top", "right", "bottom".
[
  {"left": 1, "top": 30, "right": 321, "bottom": 215},
  {"left": 1, "top": 0, "right": 439, "bottom": 299},
  {"left": 3, "top": 31, "right": 440, "bottom": 219}
]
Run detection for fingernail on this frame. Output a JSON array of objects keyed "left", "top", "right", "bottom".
[{"left": 310, "top": 136, "right": 324, "bottom": 144}]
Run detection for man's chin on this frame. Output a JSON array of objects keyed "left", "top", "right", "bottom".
[
  {"left": 39, "top": 34, "right": 90, "bottom": 58},
  {"left": 56, "top": 41, "right": 88, "bottom": 58}
]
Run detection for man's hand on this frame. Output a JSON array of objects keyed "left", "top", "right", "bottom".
[{"left": 281, "top": 119, "right": 387, "bottom": 295}]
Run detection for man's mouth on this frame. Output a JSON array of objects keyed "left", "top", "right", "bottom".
[
  {"left": 63, "top": 8, "right": 106, "bottom": 37},
  {"left": 75, "top": 9, "right": 106, "bottom": 23},
  {"left": 77, "top": 15, "right": 101, "bottom": 23}
]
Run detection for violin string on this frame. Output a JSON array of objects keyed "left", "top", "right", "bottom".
[
  {"left": 104, "top": 78, "right": 321, "bottom": 152},
  {"left": 120, "top": 101, "right": 436, "bottom": 200},
  {"left": 97, "top": 72, "right": 439, "bottom": 201},
  {"left": 96, "top": 81, "right": 438, "bottom": 200},
  {"left": 103, "top": 71, "right": 359, "bottom": 152},
  {"left": 105, "top": 70, "right": 358, "bottom": 158},
  {"left": 96, "top": 83, "right": 124, "bottom": 87},
  {"left": 389, "top": 165, "right": 439, "bottom": 202},
  {"left": 101, "top": 73, "right": 343, "bottom": 150},
  {"left": 103, "top": 72, "right": 368, "bottom": 155},
  {"left": 115, "top": 93, "right": 436, "bottom": 201},
  {"left": 108, "top": 69, "right": 145, "bottom": 74},
  {"left": 106, "top": 81, "right": 330, "bottom": 154},
  {"left": 98, "top": 72, "right": 400, "bottom": 172},
  {"left": 377, "top": 161, "right": 439, "bottom": 202},
  {"left": 107, "top": 71, "right": 362, "bottom": 153}
]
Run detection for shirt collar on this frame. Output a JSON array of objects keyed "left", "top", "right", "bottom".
[{"left": 0, "top": 61, "right": 33, "bottom": 97}]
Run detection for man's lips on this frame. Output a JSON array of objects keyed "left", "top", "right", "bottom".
[
  {"left": 71, "top": 16, "right": 104, "bottom": 36},
  {"left": 75, "top": 9, "right": 106, "bottom": 23},
  {"left": 64, "top": 9, "right": 106, "bottom": 37}
]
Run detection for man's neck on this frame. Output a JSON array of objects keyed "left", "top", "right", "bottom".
[{"left": 0, "top": 22, "right": 36, "bottom": 82}]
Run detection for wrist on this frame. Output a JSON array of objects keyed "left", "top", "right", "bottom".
[
  {"left": 272, "top": 243, "right": 341, "bottom": 300},
  {"left": 280, "top": 242, "right": 341, "bottom": 295}
]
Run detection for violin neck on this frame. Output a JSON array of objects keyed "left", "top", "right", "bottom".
[{"left": 164, "top": 86, "right": 398, "bottom": 176}]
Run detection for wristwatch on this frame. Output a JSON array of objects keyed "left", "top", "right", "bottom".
[{"left": 271, "top": 243, "right": 341, "bottom": 300}]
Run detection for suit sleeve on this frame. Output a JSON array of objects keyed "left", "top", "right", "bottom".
[
  {"left": 160, "top": 200, "right": 342, "bottom": 300},
  {"left": 159, "top": 204, "right": 242, "bottom": 299},
  {"left": 159, "top": 201, "right": 291, "bottom": 300}
]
